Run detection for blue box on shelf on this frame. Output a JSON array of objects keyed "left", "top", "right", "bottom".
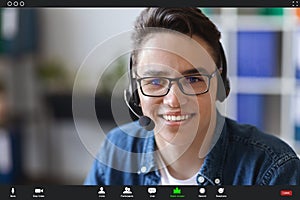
[
  {"left": 237, "top": 31, "right": 281, "bottom": 77},
  {"left": 237, "top": 94, "right": 264, "bottom": 130},
  {"left": 295, "top": 126, "right": 300, "bottom": 141},
  {"left": 297, "top": 30, "right": 300, "bottom": 80},
  {"left": 295, "top": 85, "right": 300, "bottom": 141}
]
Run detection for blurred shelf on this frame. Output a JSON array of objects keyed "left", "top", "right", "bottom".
[
  {"left": 212, "top": 8, "right": 300, "bottom": 153},
  {"left": 230, "top": 77, "right": 295, "bottom": 95}
]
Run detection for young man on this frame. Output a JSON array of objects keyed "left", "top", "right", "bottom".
[{"left": 85, "top": 8, "right": 300, "bottom": 185}]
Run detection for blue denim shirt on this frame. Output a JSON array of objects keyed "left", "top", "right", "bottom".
[{"left": 84, "top": 116, "right": 300, "bottom": 185}]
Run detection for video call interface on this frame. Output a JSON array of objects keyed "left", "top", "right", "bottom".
[{"left": 0, "top": 3, "right": 299, "bottom": 200}]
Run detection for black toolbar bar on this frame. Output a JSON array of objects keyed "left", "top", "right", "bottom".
[
  {"left": 1, "top": 186, "right": 299, "bottom": 200},
  {"left": 0, "top": 0, "right": 298, "bottom": 7}
]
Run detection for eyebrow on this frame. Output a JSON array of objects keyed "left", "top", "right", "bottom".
[
  {"left": 141, "top": 70, "right": 171, "bottom": 77},
  {"left": 140, "top": 67, "right": 209, "bottom": 77},
  {"left": 182, "top": 68, "right": 209, "bottom": 75}
]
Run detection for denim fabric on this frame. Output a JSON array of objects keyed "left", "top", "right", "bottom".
[{"left": 84, "top": 115, "right": 300, "bottom": 185}]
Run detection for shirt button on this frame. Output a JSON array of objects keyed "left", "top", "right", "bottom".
[
  {"left": 198, "top": 176, "right": 205, "bottom": 183},
  {"left": 140, "top": 166, "right": 147, "bottom": 173},
  {"left": 214, "top": 178, "right": 221, "bottom": 184}
]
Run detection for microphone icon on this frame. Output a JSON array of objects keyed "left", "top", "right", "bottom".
[{"left": 10, "top": 187, "right": 16, "bottom": 197}]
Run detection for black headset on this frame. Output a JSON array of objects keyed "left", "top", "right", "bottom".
[{"left": 126, "top": 42, "right": 230, "bottom": 121}]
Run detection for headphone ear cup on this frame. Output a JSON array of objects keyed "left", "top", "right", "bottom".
[
  {"left": 128, "top": 54, "right": 143, "bottom": 121},
  {"left": 128, "top": 81, "right": 143, "bottom": 121},
  {"left": 131, "top": 81, "right": 140, "bottom": 106},
  {"left": 217, "top": 42, "right": 230, "bottom": 102},
  {"left": 217, "top": 75, "right": 230, "bottom": 102},
  {"left": 224, "top": 78, "right": 230, "bottom": 97},
  {"left": 216, "top": 74, "right": 226, "bottom": 102}
]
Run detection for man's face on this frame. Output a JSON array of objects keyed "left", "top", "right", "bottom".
[{"left": 135, "top": 32, "right": 218, "bottom": 147}]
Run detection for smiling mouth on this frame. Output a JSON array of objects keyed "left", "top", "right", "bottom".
[{"left": 162, "top": 114, "right": 194, "bottom": 122}]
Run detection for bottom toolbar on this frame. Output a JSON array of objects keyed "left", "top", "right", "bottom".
[{"left": 1, "top": 186, "right": 298, "bottom": 200}]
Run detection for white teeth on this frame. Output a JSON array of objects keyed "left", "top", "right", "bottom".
[{"left": 162, "top": 114, "right": 192, "bottom": 122}]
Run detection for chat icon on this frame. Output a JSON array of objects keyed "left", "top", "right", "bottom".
[{"left": 148, "top": 187, "right": 156, "bottom": 194}]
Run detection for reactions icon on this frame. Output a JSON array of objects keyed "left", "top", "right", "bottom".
[{"left": 218, "top": 188, "right": 224, "bottom": 194}]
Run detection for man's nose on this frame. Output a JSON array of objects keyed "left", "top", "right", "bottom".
[{"left": 163, "top": 83, "right": 188, "bottom": 108}]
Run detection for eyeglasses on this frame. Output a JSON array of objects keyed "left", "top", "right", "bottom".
[{"left": 135, "top": 68, "right": 218, "bottom": 97}]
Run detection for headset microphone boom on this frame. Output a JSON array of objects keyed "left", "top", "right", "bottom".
[{"left": 124, "top": 89, "right": 155, "bottom": 131}]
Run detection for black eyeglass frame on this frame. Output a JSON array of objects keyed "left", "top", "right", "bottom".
[{"left": 134, "top": 68, "right": 219, "bottom": 97}]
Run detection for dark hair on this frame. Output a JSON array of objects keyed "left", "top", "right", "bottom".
[
  {"left": 132, "top": 8, "right": 222, "bottom": 68},
  {"left": 128, "top": 8, "right": 230, "bottom": 109}
]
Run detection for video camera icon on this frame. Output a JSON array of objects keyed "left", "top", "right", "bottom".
[
  {"left": 33, "top": 187, "right": 45, "bottom": 198},
  {"left": 34, "top": 188, "right": 44, "bottom": 194}
]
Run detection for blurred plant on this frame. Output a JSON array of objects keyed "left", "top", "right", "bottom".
[
  {"left": 36, "top": 60, "right": 71, "bottom": 93},
  {"left": 97, "top": 56, "right": 127, "bottom": 96},
  {"left": 0, "top": 80, "right": 8, "bottom": 126}
]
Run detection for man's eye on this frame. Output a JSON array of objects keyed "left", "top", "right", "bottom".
[
  {"left": 185, "top": 76, "right": 204, "bottom": 83},
  {"left": 150, "top": 78, "right": 163, "bottom": 85}
]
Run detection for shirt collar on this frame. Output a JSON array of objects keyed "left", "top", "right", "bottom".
[
  {"left": 198, "top": 112, "right": 228, "bottom": 185},
  {"left": 139, "top": 130, "right": 157, "bottom": 174}
]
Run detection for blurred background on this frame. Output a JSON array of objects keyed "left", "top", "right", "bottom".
[{"left": 0, "top": 8, "right": 300, "bottom": 184}]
